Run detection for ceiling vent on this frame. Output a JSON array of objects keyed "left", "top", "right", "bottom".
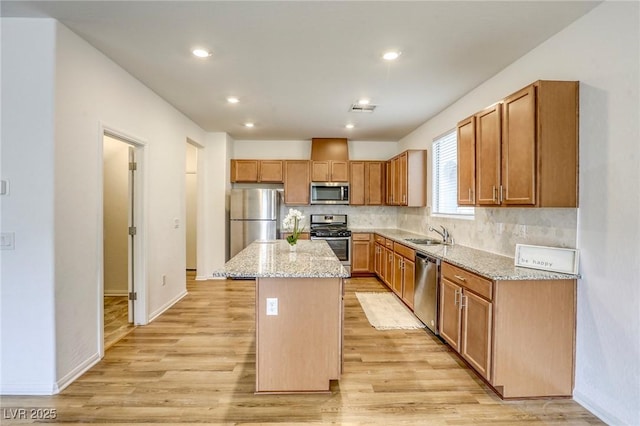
[{"left": 349, "top": 103, "right": 377, "bottom": 113}]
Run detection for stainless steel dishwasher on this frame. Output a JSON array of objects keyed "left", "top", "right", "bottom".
[{"left": 414, "top": 253, "right": 441, "bottom": 334}]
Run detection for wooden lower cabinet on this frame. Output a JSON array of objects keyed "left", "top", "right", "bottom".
[
  {"left": 383, "top": 245, "right": 394, "bottom": 288},
  {"left": 439, "top": 278, "right": 462, "bottom": 353},
  {"left": 392, "top": 243, "right": 416, "bottom": 309},
  {"left": 439, "top": 262, "right": 576, "bottom": 398},
  {"left": 392, "top": 252, "right": 404, "bottom": 296},
  {"left": 460, "top": 290, "right": 492, "bottom": 380},
  {"left": 373, "top": 236, "right": 416, "bottom": 309},
  {"left": 374, "top": 238, "right": 385, "bottom": 279},
  {"left": 351, "top": 233, "right": 374, "bottom": 275}
]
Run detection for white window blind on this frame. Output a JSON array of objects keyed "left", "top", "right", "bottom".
[{"left": 432, "top": 130, "right": 474, "bottom": 216}]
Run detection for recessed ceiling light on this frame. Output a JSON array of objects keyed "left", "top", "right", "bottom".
[
  {"left": 244, "top": 122, "right": 255, "bottom": 128},
  {"left": 345, "top": 124, "right": 355, "bottom": 129},
  {"left": 382, "top": 51, "right": 401, "bottom": 61},
  {"left": 227, "top": 97, "right": 239, "bottom": 104},
  {"left": 192, "top": 48, "right": 211, "bottom": 58},
  {"left": 358, "top": 99, "right": 370, "bottom": 105}
]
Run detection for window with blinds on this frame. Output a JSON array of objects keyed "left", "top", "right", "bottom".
[{"left": 432, "top": 129, "right": 475, "bottom": 216}]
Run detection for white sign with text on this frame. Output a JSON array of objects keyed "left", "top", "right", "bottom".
[{"left": 515, "top": 244, "right": 579, "bottom": 275}]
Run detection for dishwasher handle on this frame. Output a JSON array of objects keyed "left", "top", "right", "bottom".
[{"left": 416, "top": 252, "right": 440, "bottom": 266}]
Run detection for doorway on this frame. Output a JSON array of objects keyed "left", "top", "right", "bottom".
[
  {"left": 103, "top": 134, "right": 136, "bottom": 349},
  {"left": 186, "top": 141, "right": 198, "bottom": 278}
]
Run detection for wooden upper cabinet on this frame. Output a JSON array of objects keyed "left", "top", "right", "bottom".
[
  {"left": 386, "top": 159, "right": 396, "bottom": 205},
  {"left": 502, "top": 85, "right": 536, "bottom": 205},
  {"left": 398, "top": 152, "right": 408, "bottom": 205},
  {"left": 349, "top": 161, "right": 366, "bottom": 205},
  {"left": 457, "top": 116, "right": 476, "bottom": 205},
  {"left": 475, "top": 104, "right": 502, "bottom": 205},
  {"left": 230, "top": 159, "right": 259, "bottom": 182},
  {"left": 503, "top": 81, "right": 578, "bottom": 207},
  {"left": 387, "top": 150, "right": 426, "bottom": 207},
  {"left": 284, "top": 160, "right": 310, "bottom": 205},
  {"left": 259, "top": 160, "right": 284, "bottom": 182},
  {"left": 230, "top": 159, "right": 283, "bottom": 183},
  {"left": 311, "top": 160, "right": 349, "bottom": 182},
  {"left": 366, "top": 161, "right": 385, "bottom": 205},
  {"left": 456, "top": 80, "right": 578, "bottom": 208},
  {"left": 350, "top": 161, "right": 385, "bottom": 206}
]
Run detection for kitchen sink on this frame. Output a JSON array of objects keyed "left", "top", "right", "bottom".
[{"left": 404, "top": 238, "right": 442, "bottom": 245}]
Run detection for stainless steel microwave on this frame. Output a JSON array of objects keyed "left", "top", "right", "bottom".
[{"left": 310, "top": 182, "right": 349, "bottom": 205}]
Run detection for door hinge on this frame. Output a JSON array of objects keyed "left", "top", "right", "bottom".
[
  {"left": 129, "top": 162, "right": 137, "bottom": 171},
  {"left": 128, "top": 291, "right": 137, "bottom": 301},
  {"left": 128, "top": 226, "right": 137, "bottom": 236}
]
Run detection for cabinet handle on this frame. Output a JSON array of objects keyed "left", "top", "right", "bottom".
[
  {"left": 500, "top": 185, "right": 504, "bottom": 203},
  {"left": 460, "top": 294, "right": 467, "bottom": 308},
  {"left": 454, "top": 274, "right": 466, "bottom": 282}
]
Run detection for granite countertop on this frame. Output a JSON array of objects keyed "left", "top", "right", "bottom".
[
  {"left": 213, "top": 239, "right": 349, "bottom": 279},
  {"left": 352, "top": 228, "right": 579, "bottom": 281}
]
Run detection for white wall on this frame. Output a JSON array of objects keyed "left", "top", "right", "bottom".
[
  {"left": 196, "top": 132, "right": 232, "bottom": 279},
  {"left": 400, "top": 3, "right": 640, "bottom": 424},
  {"left": 53, "top": 21, "right": 207, "bottom": 386},
  {"left": 0, "top": 18, "right": 58, "bottom": 394},
  {"left": 233, "top": 139, "right": 398, "bottom": 160},
  {"left": 1, "top": 18, "right": 208, "bottom": 393}
]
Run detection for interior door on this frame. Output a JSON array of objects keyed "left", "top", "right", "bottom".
[{"left": 128, "top": 146, "right": 136, "bottom": 323}]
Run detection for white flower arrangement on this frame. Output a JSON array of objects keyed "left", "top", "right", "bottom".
[{"left": 282, "top": 208, "right": 305, "bottom": 245}]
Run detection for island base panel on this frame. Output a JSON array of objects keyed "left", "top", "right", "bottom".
[{"left": 256, "top": 277, "right": 342, "bottom": 393}]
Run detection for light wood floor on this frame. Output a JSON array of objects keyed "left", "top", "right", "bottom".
[
  {"left": 0, "top": 275, "right": 603, "bottom": 425},
  {"left": 103, "top": 296, "right": 135, "bottom": 350}
]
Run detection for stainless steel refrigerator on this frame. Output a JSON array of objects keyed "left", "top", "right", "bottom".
[{"left": 229, "top": 188, "right": 280, "bottom": 258}]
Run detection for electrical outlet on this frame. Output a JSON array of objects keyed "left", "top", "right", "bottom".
[
  {"left": 266, "top": 298, "right": 278, "bottom": 316},
  {"left": 162, "top": 275, "right": 167, "bottom": 286}
]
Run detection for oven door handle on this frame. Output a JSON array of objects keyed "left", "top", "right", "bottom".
[{"left": 310, "top": 236, "right": 350, "bottom": 240}]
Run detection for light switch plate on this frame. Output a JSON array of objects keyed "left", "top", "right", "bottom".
[
  {"left": 266, "top": 298, "right": 278, "bottom": 316},
  {"left": 1, "top": 232, "right": 15, "bottom": 250}
]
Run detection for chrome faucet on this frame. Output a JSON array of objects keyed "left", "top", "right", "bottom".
[{"left": 429, "top": 225, "right": 452, "bottom": 245}]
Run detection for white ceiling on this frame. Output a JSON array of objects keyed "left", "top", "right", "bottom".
[{"left": 1, "top": 1, "right": 600, "bottom": 141}]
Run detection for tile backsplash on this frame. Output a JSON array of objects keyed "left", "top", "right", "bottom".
[
  {"left": 281, "top": 202, "right": 577, "bottom": 258},
  {"left": 398, "top": 207, "right": 578, "bottom": 258}
]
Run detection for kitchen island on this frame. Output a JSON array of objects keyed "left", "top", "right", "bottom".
[{"left": 214, "top": 239, "right": 349, "bottom": 393}]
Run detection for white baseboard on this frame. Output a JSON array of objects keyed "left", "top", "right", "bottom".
[
  {"left": 0, "top": 382, "right": 59, "bottom": 395},
  {"left": 149, "top": 290, "right": 188, "bottom": 322},
  {"left": 573, "top": 390, "right": 622, "bottom": 425},
  {"left": 1, "top": 350, "right": 100, "bottom": 395},
  {"left": 56, "top": 352, "right": 101, "bottom": 393}
]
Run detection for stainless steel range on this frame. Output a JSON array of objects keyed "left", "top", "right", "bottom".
[{"left": 309, "top": 214, "right": 351, "bottom": 276}]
